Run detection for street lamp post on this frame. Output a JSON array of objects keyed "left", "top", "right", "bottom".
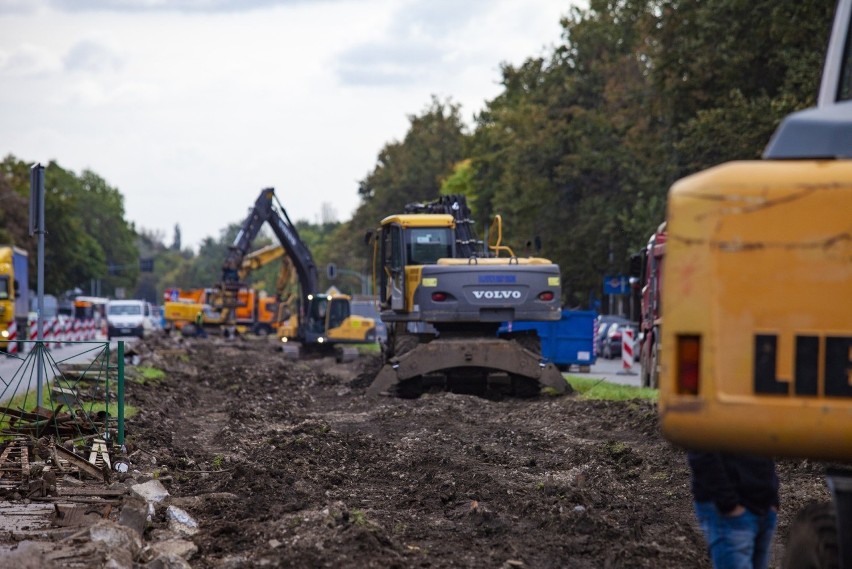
[{"left": 329, "top": 266, "right": 371, "bottom": 296}]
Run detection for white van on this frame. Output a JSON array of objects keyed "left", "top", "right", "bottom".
[{"left": 106, "top": 299, "right": 154, "bottom": 339}]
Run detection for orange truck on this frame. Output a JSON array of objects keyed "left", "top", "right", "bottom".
[
  {"left": 163, "top": 287, "right": 277, "bottom": 336},
  {"left": 231, "top": 288, "right": 278, "bottom": 335}
]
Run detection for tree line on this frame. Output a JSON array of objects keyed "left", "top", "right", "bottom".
[
  {"left": 0, "top": 0, "right": 835, "bottom": 307},
  {"left": 327, "top": 0, "right": 835, "bottom": 307}
]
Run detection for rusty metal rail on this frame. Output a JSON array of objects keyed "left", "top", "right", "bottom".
[{"left": 0, "top": 340, "right": 126, "bottom": 485}]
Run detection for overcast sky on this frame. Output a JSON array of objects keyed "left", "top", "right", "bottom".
[{"left": 0, "top": 0, "right": 575, "bottom": 250}]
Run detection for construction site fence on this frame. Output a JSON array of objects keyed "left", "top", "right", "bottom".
[{"left": 0, "top": 340, "right": 125, "bottom": 448}]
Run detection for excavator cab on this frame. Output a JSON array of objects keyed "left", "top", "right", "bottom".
[
  {"left": 303, "top": 293, "right": 374, "bottom": 342},
  {"left": 281, "top": 293, "right": 375, "bottom": 361},
  {"left": 379, "top": 214, "right": 455, "bottom": 313}
]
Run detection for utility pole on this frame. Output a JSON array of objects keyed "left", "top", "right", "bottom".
[{"left": 30, "top": 164, "right": 45, "bottom": 404}]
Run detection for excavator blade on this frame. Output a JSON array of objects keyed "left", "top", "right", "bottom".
[{"left": 367, "top": 337, "right": 571, "bottom": 398}]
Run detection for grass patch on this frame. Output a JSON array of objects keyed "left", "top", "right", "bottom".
[
  {"left": 133, "top": 366, "right": 166, "bottom": 385},
  {"left": 350, "top": 510, "right": 368, "bottom": 526},
  {"left": 356, "top": 343, "right": 381, "bottom": 355},
  {"left": 565, "top": 375, "right": 658, "bottom": 401}
]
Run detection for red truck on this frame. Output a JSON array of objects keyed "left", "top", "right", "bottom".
[{"left": 637, "top": 222, "right": 666, "bottom": 388}]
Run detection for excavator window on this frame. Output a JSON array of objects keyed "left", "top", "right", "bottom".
[
  {"left": 0, "top": 276, "right": 8, "bottom": 300},
  {"left": 308, "top": 297, "right": 329, "bottom": 333},
  {"left": 405, "top": 228, "right": 453, "bottom": 265},
  {"left": 327, "top": 298, "right": 350, "bottom": 330},
  {"left": 380, "top": 225, "right": 403, "bottom": 304},
  {"left": 838, "top": 10, "right": 852, "bottom": 101}
]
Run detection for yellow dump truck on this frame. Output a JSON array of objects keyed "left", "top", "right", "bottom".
[{"left": 0, "top": 246, "right": 28, "bottom": 352}]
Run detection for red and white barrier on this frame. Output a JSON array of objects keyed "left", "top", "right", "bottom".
[
  {"left": 6, "top": 321, "right": 18, "bottom": 354},
  {"left": 52, "top": 317, "right": 62, "bottom": 349},
  {"left": 622, "top": 327, "right": 634, "bottom": 371},
  {"left": 43, "top": 317, "right": 54, "bottom": 349}
]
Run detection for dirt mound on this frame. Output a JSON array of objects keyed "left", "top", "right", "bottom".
[{"left": 120, "top": 336, "right": 827, "bottom": 568}]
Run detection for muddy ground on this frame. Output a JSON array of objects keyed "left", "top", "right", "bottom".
[
  {"left": 114, "top": 334, "right": 829, "bottom": 568},
  {"left": 0, "top": 334, "right": 831, "bottom": 568}
]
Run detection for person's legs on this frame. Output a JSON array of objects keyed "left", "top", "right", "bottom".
[
  {"left": 751, "top": 510, "right": 778, "bottom": 569},
  {"left": 694, "top": 502, "right": 759, "bottom": 569}
]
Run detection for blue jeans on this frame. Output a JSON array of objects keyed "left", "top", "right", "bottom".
[{"left": 694, "top": 502, "right": 777, "bottom": 569}]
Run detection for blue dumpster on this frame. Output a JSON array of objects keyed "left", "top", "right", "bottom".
[{"left": 500, "top": 309, "right": 597, "bottom": 372}]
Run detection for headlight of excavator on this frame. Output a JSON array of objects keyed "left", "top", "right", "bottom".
[{"left": 0, "top": 330, "right": 8, "bottom": 339}]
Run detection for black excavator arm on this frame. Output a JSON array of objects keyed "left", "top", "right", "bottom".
[{"left": 221, "top": 188, "right": 320, "bottom": 322}]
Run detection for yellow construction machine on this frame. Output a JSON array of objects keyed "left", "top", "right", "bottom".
[
  {"left": 367, "top": 195, "right": 569, "bottom": 398},
  {"left": 222, "top": 188, "right": 376, "bottom": 360},
  {"left": 658, "top": 1, "right": 852, "bottom": 565}
]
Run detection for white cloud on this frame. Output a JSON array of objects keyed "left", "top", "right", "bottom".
[
  {"left": 336, "top": 41, "right": 440, "bottom": 86},
  {"left": 0, "top": 0, "right": 573, "bottom": 250},
  {"left": 64, "top": 39, "right": 124, "bottom": 73},
  {"left": 46, "top": 0, "right": 321, "bottom": 13},
  {"left": 0, "top": 43, "right": 62, "bottom": 76},
  {"left": 0, "top": 0, "right": 38, "bottom": 14}
]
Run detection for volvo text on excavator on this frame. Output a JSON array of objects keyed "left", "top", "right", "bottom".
[{"left": 367, "top": 195, "right": 570, "bottom": 398}]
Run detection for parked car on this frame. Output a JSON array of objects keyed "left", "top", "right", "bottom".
[
  {"left": 601, "top": 322, "right": 640, "bottom": 360},
  {"left": 594, "top": 315, "right": 630, "bottom": 356},
  {"left": 106, "top": 299, "right": 155, "bottom": 339}
]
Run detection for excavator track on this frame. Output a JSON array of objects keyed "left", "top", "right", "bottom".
[{"left": 367, "top": 335, "right": 570, "bottom": 398}]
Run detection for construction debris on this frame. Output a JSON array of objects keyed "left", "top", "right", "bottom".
[{"left": 0, "top": 404, "right": 114, "bottom": 440}]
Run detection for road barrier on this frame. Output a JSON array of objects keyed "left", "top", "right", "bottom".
[
  {"left": 6, "top": 321, "right": 17, "bottom": 354},
  {"left": 622, "top": 327, "right": 634, "bottom": 371}
]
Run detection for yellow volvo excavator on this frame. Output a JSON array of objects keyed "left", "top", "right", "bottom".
[
  {"left": 658, "top": 1, "right": 852, "bottom": 566},
  {"left": 367, "top": 195, "right": 570, "bottom": 398}
]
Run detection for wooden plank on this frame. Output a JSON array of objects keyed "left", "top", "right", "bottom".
[
  {"left": 54, "top": 444, "right": 106, "bottom": 482},
  {"left": 33, "top": 496, "right": 122, "bottom": 504},
  {"left": 0, "top": 444, "right": 13, "bottom": 481},
  {"left": 20, "top": 441, "right": 29, "bottom": 477},
  {"left": 58, "top": 487, "right": 126, "bottom": 497},
  {"left": 88, "top": 439, "right": 111, "bottom": 470},
  {"left": 0, "top": 439, "right": 28, "bottom": 481}
]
